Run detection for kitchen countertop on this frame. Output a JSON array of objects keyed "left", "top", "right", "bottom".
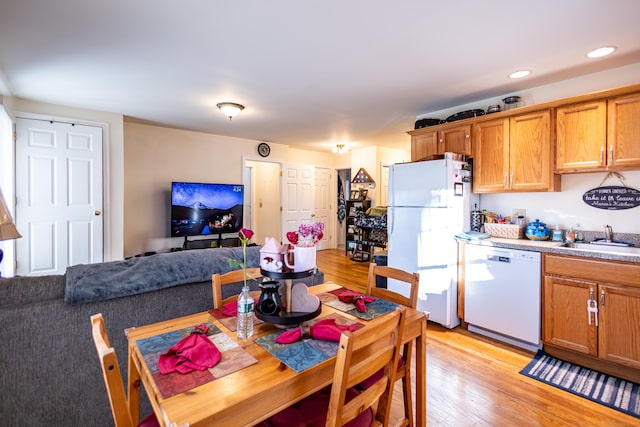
[{"left": 465, "top": 237, "right": 640, "bottom": 264}]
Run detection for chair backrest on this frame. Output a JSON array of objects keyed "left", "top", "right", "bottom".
[
  {"left": 366, "top": 263, "right": 420, "bottom": 309},
  {"left": 326, "top": 306, "right": 406, "bottom": 427},
  {"left": 211, "top": 267, "right": 263, "bottom": 309},
  {"left": 90, "top": 313, "right": 134, "bottom": 427}
]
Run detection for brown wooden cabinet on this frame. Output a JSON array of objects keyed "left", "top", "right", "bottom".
[
  {"left": 409, "top": 124, "right": 471, "bottom": 161},
  {"left": 410, "top": 129, "right": 438, "bottom": 161},
  {"left": 543, "top": 254, "right": 640, "bottom": 381},
  {"left": 472, "top": 117, "right": 509, "bottom": 192},
  {"left": 473, "top": 110, "right": 559, "bottom": 193},
  {"left": 608, "top": 92, "right": 640, "bottom": 169},
  {"left": 556, "top": 92, "right": 640, "bottom": 172}
]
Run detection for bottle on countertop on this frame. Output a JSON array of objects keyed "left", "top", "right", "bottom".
[
  {"left": 566, "top": 226, "right": 576, "bottom": 243},
  {"left": 552, "top": 225, "right": 563, "bottom": 242},
  {"left": 575, "top": 224, "right": 584, "bottom": 242}
]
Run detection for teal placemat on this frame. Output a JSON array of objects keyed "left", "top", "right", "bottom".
[
  {"left": 254, "top": 314, "right": 363, "bottom": 373},
  {"left": 136, "top": 321, "right": 258, "bottom": 398},
  {"left": 318, "top": 287, "right": 398, "bottom": 320}
]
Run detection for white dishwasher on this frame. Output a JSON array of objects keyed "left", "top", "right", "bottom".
[{"left": 464, "top": 244, "right": 542, "bottom": 352}]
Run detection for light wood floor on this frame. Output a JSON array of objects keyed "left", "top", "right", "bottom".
[{"left": 317, "top": 248, "right": 638, "bottom": 427}]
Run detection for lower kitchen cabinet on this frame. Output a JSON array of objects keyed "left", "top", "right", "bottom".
[{"left": 543, "top": 254, "right": 640, "bottom": 380}]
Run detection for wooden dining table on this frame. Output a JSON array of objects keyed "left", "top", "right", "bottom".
[{"left": 126, "top": 282, "right": 427, "bottom": 427}]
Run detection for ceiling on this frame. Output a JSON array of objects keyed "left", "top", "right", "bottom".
[{"left": 1, "top": 1, "right": 640, "bottom": 153}]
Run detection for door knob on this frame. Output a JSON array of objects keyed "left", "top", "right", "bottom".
[{"left": 94, "top": 210, "right": 101, "bottom": 216}]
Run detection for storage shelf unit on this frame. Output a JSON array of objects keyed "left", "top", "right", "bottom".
[
  {"left": 345, "top": 200, "right": 370, "bottom": 256},
  {"left": 351, "top": 225, "right": 387, "bottom": 262}
]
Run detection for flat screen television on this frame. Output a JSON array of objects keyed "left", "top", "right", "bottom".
[{"left": 171, "top": 182, "right": 244, "bottom": 237}]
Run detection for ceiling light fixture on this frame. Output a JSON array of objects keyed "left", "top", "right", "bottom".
[
  {"left": 508, "top": 70, "right": 531, "bottom": 79},
  {"left": 216, "top": 102, "right": 245, "bottom": 121},
  {"left": 586, "top": 46, "right": 616, "bottom": 58},
  {"left": 333, "top": 144, "right": 348, "bottom": 154}
]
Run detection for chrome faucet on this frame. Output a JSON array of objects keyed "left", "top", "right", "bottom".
[{"left": 604, "top": 224, "right": 613, "bottom": 242}]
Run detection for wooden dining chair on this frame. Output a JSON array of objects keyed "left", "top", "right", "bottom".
[
  {"left": 211, "top": 267, "right": 263, "bottom": 308},
  {"left": 90, "top": 313, "right": 160, "bottom": 427},
  {"left": 365, "top": 262, "right": 420, "bottom": 427},
  {"left": 266, "top": 306, "right": 407, "bottom": 427}
]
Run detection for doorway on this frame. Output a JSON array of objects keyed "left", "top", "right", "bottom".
[
  {"left": 244, "top": 160, "right": 281, "bottom": 246},
  {"left": 336, "top": 169, "right": 351, "bottom": 248},
  {"left": 246, "top": 160, "right": 335, "bottom": 250}
]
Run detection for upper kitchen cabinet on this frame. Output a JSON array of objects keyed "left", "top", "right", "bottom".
[
  {"left": 408, "top": 123, "right": 471, "bottom": 161},
  {"left": 556, "top": 92, "right": 640, "bottom": 172},
  {"left": 473, "top": 110, "right": 560, "bottom": 193},
  {"left": 556, "top": 100, "right": 607, "bottom": 171},
  {"left": 608, "top": 92, "right": 640, "bottom": 169},
  {"left": 410, "top": 129, "right": 438, "bottom": 161}
]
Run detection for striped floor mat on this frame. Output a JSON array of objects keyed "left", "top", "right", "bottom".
[{"left": 520, "top": 350, "right": 640, "bottom": 418}]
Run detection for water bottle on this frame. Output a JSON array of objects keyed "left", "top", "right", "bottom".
[{"left": 236, "top": 287, "right": 254, "bottom": 339}]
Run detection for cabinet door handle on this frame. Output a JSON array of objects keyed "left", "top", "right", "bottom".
[
  {"left": 587, "top": 289, "right": 598, "bottom": 326},
  {"left": 609, "top": 145, "right": 614, "bottom": 165},
  {"left": 439, "top": 138, "right": 444, "bottom": 144},
  {"left": 600, "top": 289, "right": 605, "bottom": 308},
  {"left": 510, "top": 173, "right": 514, "bottom": 189},
  {"left": 465, "top": 134, "right": 470, "bottom": 139},
  {"left": 600, "top": 146, "right": 604, "bottom": 165},
  {"left": 503, "top": 174, "right": 507, "bottom": 188}
]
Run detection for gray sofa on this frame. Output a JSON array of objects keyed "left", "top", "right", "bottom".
[{"left": 0, "top": 246, "right": 324, "bottom": 427}]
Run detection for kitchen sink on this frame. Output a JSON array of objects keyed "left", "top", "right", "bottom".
[{"left": 563, "top": 241, "right": 640, "bottom": 255}]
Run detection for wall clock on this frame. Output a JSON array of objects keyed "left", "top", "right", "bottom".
[{"left": 257, "top": 142, "right": 271, "bottom": 157}]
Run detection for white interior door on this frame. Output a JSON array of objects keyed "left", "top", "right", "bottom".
[
  {"left": 314, "top": 167, "right": 332, "bottom": 250},
  {"left": 282, "top": 163, "right": 314, "bottom": 244},
  {"left": 15, "top": 118, "right": 103, "bottom": 275}
]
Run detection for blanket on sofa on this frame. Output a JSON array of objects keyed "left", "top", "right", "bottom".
[{"left": 64, "top": 246, "right": 261, "bottom": 304}]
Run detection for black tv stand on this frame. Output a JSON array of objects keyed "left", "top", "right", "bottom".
[{"left": 182, "top": 232, "right": 239, "bottom": 250}]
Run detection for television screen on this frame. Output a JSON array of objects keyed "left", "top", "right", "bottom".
[{"left": 171, "top": 182, "right": 244, "bottom": 237}]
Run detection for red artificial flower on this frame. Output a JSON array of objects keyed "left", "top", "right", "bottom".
[
  {"left": 286, "top": 231, "right": 299, "bottom": 245},
  {"left": 239, "top": 228, "right": 254, "bottom": 241}
]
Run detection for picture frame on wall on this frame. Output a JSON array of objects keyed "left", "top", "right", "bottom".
[
  {"left": 359, "top": 189, "right": 368, "bottom": 200},
  {"left": 349, "top": 190, "right": 359, "bottom": 200}
]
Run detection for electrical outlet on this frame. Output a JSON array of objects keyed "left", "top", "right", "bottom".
[{"left": 513, "top": 209, "right": 526, "bottom": 218}]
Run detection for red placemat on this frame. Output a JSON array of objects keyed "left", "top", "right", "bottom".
[{"left": 135, "top": 321, "right": 258, "bottom": 398}]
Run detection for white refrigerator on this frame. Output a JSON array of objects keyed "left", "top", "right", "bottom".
[{"left": 387, "top": 156, "right": 478, "bottom": 328}]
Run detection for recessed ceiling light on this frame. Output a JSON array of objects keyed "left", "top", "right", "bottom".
[
  {"left": 508, "top": 70, "right": 531, "bottom": 79},
  {"left": 586, "top": 46, "right": 616, "bottom": 58}
]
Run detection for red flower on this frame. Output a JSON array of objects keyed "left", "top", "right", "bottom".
[
  {"left": 239, "top": 228, "right": 254, "bottom": 241},
  {"left": 286, "top": 231, "right": 299, "bottom": 245}
]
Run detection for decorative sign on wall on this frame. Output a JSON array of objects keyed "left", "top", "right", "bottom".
[{"left": 583, "top": 186, "right": 640, "bottom": 210}]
